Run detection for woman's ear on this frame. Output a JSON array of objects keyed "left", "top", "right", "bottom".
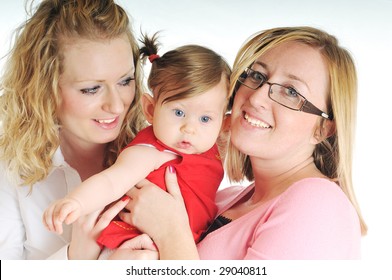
[
  {"left": 216, "top": 113, "right": 231, "bottom": 162},
  {"left": 141, "top": 93, "right": 155, "bottom": 124},
  {"left": 311, "top": 119, "right": 336, "bottom": 145}
]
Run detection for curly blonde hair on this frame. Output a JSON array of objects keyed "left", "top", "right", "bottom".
[
  {"left": 226, "top": 26, "right": 367, "bottom": 235},
  {"left": 0, "top": 0, "right": 146, "bottom": 187}
]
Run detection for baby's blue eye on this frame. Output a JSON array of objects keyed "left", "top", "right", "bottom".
[
  {"left": 200, "top": 116, "right": 211, "bottom": 123},
  {"left": 174, "top": 109, "right": 185, "bottom": 117}
]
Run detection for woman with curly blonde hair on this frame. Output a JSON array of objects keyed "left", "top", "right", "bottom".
[{"left": 0, "top": 0, "right": 146, "bottom": 259}]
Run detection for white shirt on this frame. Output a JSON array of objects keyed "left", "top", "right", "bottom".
[{"left": 0, "top": 148, "right": 81, "bottom": 259}]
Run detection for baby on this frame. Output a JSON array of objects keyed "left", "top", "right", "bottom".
[{"left": 43, "top": 34, "right": 231, "bottom": 254}]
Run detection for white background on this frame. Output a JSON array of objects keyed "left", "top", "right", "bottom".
[{"left": 1, "top": 0, "right": 391, "bottom": 261}]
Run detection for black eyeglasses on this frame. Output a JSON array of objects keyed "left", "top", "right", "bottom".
[{"left": 237, "top": 68, "right": 333, "bottom": 120}]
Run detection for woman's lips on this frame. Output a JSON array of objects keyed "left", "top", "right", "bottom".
[
  {"left": 93, "top": 117, "right": 119, "bottom": 129},
  {"left": 243, "top": 112, "right": 271, "bottom": 128}
]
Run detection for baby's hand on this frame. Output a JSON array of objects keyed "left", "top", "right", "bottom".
[{"left": 42, "top": 198, "right": 82, "bottom": 234}]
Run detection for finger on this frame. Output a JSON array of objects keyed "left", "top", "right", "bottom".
[
  {"left": 128, "top": 179, "right": 150, "bottom": 197},
  {"left": 131, "top": 250, "right": 159, "bottom": 260},
  {"left": 80, "top": 207, "right": 105, "bottom": 226},
  {"left": 42, "top": 207, "right": 55, "bottom": 232},
  {"left": 165, "top": 166, "right": 182, "bottom": 199},
  {"left": 118, "top": 211, "right": 133, "bottom": 226},
  {"left": 108, "top": 248, "right": 158, "bottom": 260},
  {"left": 95, "top": 196, "right": 130, "bottom": 230},
  {"left": 135, "top": 179, "right": 152, "bottom": 189},
  {"left": 64, "top": 209, "right": 81, "bottom": 225},
  {"left": 53, "top": 211, "right": 64, "bottom": 235},
  {"left": 53, "top": 204, "right": 76, "bottom": 234},
  {"left": 53, "top": 221, "right": 63, "bottom": 235},
  {"left": 118, "top": 234, "right": 157, "bottom": 251},
  {"left": 53, "top": 203, "right": 71, "bottom": 224}
]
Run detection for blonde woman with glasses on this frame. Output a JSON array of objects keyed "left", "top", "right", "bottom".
[{"left": 124, "top": 26, "right": 367, "bottom": 260}]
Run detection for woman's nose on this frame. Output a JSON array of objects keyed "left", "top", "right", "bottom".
[
  {"left": 248, "top": 83, "right": 271, "bottom": 109},
  {"left": 102, "top": 87, "right": 124, "bottom": 114}
]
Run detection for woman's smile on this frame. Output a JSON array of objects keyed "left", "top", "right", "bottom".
[
  {"left": 243, "top": 112, "right": 272, "bottom": 129},
  {"left": 93, "top": 116, "right": 120, "bottom": 129}
]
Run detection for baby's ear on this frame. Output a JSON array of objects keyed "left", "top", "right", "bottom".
[
  {"left": 221, "top": 113, "right": 231, "bottom": 133},
  {"left": 141, "top": 93, "right": 155, "bottom": 124}
]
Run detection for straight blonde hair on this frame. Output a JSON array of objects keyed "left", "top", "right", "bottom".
[{"left": 226, "top": 26, "right": 367, "bottom": 235}]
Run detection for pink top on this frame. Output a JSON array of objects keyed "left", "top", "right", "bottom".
[{"left": 197, "top": 178, "right": 361, "bottom": 259}]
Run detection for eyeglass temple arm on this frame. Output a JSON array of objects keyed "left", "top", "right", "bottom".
[{"left": 301, "top": 100, "right": 333, "bottom": 120}]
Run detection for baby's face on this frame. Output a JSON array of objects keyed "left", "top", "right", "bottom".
[{"left": 152, "top": 78, "right": 228, "bottom": 154}]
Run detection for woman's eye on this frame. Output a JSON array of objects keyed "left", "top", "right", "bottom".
[
  {"left": 119, "top": 77, "right": 134, "bottom": 86},
  {"left": 200, "top": 116, "right": 211, "bottom": 123},
  {"left": 285, "top": 87, "right": 299, "bottom": 97},
  {"left": 81, "top": 86, "right": 100, "bottom": 95},
  {"left": 174, "top": 109, "right": 185, "bottom": 117},
  {"left": 250, "top": 71, "right": 266, "bottom": 83}
]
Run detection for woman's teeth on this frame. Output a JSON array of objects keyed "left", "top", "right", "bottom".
[
  {"left": 96, "top": 118, "right": 116, "bottom": 124},
  {"left": 244, "top": 113, "right": 271, "bottom": 128}
]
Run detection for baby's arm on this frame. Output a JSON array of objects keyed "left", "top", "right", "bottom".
[{"left": 43, "top": 145, "right": 176, "bottom": 234}]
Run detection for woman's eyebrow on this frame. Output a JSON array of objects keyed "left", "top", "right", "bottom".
[
  {"left": 253, "top": 61, "right": 267, "bottom": 69},
  {"left": 255, "top": 60, "right": 310, "bottom": 91},
  {"left": 287, "top": 73, "right": 310, "bottom": 91}
]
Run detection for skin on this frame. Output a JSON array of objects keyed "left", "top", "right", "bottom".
[
  {"left": 123, "top": 41, "right": 333, "bottom": 259},
  {"left": 228, "top": 41, "right": 330, "bottom": 204},
  {"left": 58, "top": 34, "right": 135, "bottom": 181},
  {"left": 230, "top": 41, "right": 329, "bottom": 171},
  {"left": 145, "top": 75, "right": 228, "bottom": 155},
  {"left": 42, "top": 74, "right": 229, "bottom": 243},
  {"left": 55, "top": 34, "right": 136, "bottom": 259}
]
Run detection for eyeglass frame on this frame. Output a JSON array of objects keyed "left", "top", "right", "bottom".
[{"left": 237, "top": 68, "right": 333, "bottom": 120}]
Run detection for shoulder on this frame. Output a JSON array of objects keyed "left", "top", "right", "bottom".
[
  {"left": 0, "top": 158, "right": 24, "bottom": 191},
  {"left": 0, "top": 161, "right": 16, "bottom": 192},
  {"left": 274, "top": 178, "right": 359, "bottom": 229},
  {"left": 253, "top": 178, "right": 361, "bottom": 259},
  {"left": 132, "top": 126, "right": 155, "bottom": 143},
  {"left": 126, "top": 126, "right": 167, "bottom": 152},
  {"left": 280, "top": 178, "right": 349, "bottom": 207}
]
